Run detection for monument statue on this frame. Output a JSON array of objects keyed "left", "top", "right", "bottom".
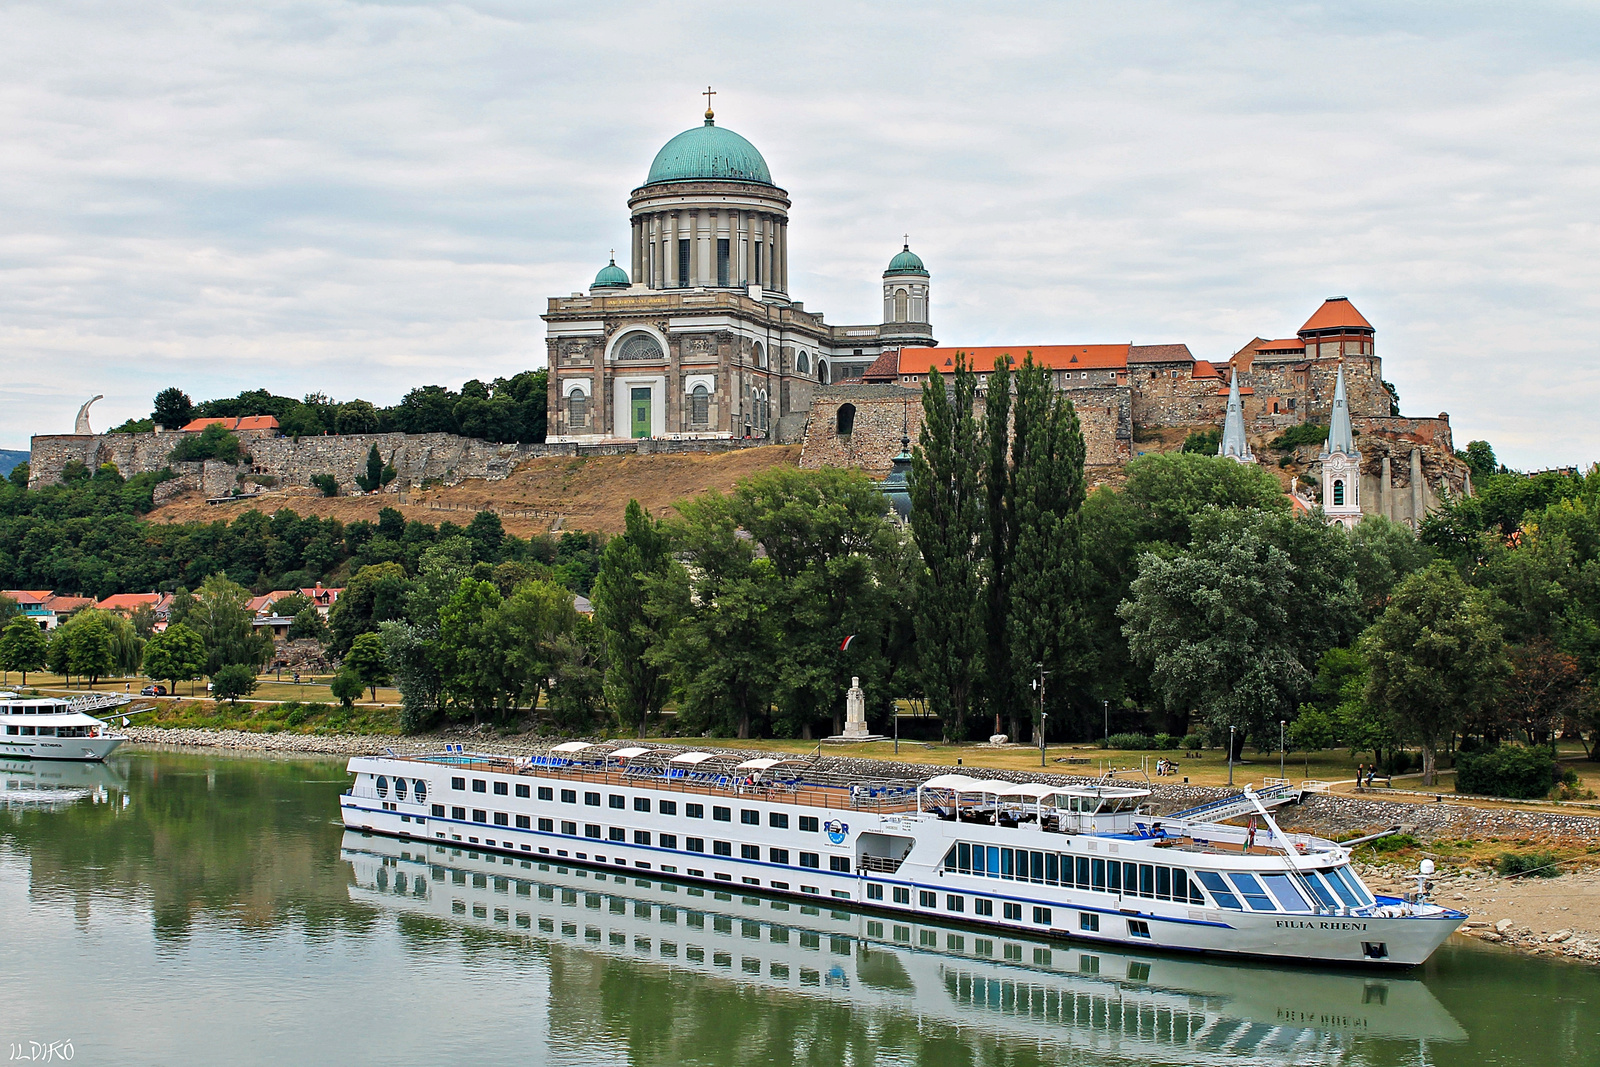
[
  {"left": 75, "top": 395, "right": 103, "bottom": 435},
  {"left": 827, "top": 675, "right": 886, "bottom": 743}
]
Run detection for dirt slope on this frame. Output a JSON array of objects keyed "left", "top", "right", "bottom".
[{"left": 146, "top": 446, "right": 801, "bottom": 536}]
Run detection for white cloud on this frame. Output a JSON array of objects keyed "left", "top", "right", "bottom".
[{"left": 0, "top": 1, "right": 1596, "bottom": 468}]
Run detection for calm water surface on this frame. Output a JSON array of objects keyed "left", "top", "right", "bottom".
[{"left": 0, "top": 749, "right": 1596, "bottom": 1067}]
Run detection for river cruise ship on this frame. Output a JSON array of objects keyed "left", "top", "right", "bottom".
[
  {"left": 341, "top": 742, "right": 1465, "bottom": 967},
  {"left": 0, "top": 692, "right": 130, "bottom": 761}
]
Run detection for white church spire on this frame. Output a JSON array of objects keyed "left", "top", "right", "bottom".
[
  {"left": 1319, "top": 361, "right": 1363, "bottom": 528},
  {"left": 1327, "top": 362, "right": 1355, "bottom": 455},
  {"left": 1217, "top": 370, "right": 1254, "bottom": 463}
]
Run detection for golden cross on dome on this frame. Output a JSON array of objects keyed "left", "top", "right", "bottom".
[{"left": 703, "top": 86, "right": 716, "bottom": 110}]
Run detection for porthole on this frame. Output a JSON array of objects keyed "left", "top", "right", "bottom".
[
  {"left": 415, "top": 780, "right": 427, "bottom": 801},
  {"left": 394, "top": 778, "right": 407, "bottom": 800},
  {"left": 376, "top": 775, "right": 389, "bottom": 798}
]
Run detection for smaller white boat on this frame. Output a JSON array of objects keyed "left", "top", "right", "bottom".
[{"left": 0, "top": 691, "right": 134, "bottom": 761}]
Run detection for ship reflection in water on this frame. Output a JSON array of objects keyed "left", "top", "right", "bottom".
[
  {"left": 1, "top": 758, "right": 127, "bottom": 807},
  {"left": 342, "top": 831, "right": 1466, "bottom": 1064}
]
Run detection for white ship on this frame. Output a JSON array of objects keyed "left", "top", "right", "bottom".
[
  {"left": 342, "top": 830, "right": 1469, "bottom": 1060},
  {"left": 0, "top": 692, "right": 132, "bottom": 761},
  {"left": 341, "top": 742, "right": 1465, "bottom": 968}
]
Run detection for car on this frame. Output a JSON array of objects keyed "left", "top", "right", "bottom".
[{"left": 140, "top": 684, "right": 168, "bottom": 696}]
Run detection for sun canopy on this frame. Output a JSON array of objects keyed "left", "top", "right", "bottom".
[
  {"left": 920, "top": 773, "right": 984, "bottom": 792},
  {"left": 609, "top": 747, "right": 651, "bottom": 760},
  {"left": 994, "top": 782, "right": 1066, "bottom": 800},
  {"left": 669, "top": 751, "right": 719, "bottom": 765},
  {"left": 550, "top": 741, "right": 595, "bottom": 754}
]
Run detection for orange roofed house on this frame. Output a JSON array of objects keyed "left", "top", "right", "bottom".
[{"left": 798, "top": 297, "right": 1471, "bottom": 527}]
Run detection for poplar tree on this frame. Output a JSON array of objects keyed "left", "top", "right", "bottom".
[
  {"left": 1006, "top": 356, "right": 1089, "bottom": 741},
  {"left": 592, "top": 500, "right": 673, "bottom": 737},
  {"left": 982, "top": 354, "right": 1018, "bottom": 739},
  {"left": 909, "top": 356, "right": 987, "bottom": 742}
]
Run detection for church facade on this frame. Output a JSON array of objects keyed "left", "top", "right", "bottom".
[{"left": 543, "top": 105, "right": 934, "bottom": 443}]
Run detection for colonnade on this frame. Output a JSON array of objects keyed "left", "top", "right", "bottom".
[{"left": 631, "top": 208, "right": 787, "bottom": 293}]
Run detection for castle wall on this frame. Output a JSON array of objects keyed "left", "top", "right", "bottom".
[{"left": 29, "top": 430, "right": 770, "bottom": 495}]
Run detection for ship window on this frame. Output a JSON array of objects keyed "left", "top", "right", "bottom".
[
  {"left": 516, "top": 815, "right": 531, "bottom": 829},
  {"left": 799, "top": 816, "right": 819, "bottom": 832},
  {"left": 1127, "top": 919, "right": 1151, "bottom": 939},
  {"left": 714, "top": 841, "right": 732, "bottom": 857},
  {"left": 472, "top": 780, "right": 486, "bottom": 793},
  {"left": 635, "top": 797, "right": 650, "bottom": 812},
  {"left": 515, "top": 784, "right": 529, "bottom": 798},
  {"left": 1227, "top": 873, "right": 1277, "bottom": 911},
  {"left": 829, "top": 856, "right": 850, "bottom": 873},
  {"left": 687, "top": 804, "right": 704, "bottom": 819},
  {"left": 1320, "top": 867, "right": 1368, "bottom": 907},
  {"left": 538, "top": 787, "right": 553, "bottom": 801},
  {"left": 660, "top": 801, "right": 677, "bottom": 816},
  {"left": 452, "top": 777, "right": 465, "bottom": 791},
  {"left": 415, "top": 780, "right": 427, "bottom": 800},
  {"left": 799, "top": 852, "right": 820, "bottom": 869},
  {"left": 636, "top": 831, "right": 652, "bottom": 846},
  {"left": 560, "top": 789, "right": 576, "bottom": 804},
  {"left": 609, "top": 828, "right": 625, "bottom": 842},
  {"left": 538, "top": 818, "right": 553, "bottom": 832},
  {"left": 394, "top": 779, "right": 407, "bottom": 800},
  {"left": 1106, "top": 861, "right": 1120, "bottom": 893},
  {"left": 1080, "top": 912, "right": 1099, "bottom": 932},
  {"left": 376, "top": 776, "right": 388, "bottom": 798},
  {"left": 1261, "top": 873, "right": 1312, "bottom": 912},
  {"left": 1139, "top": 863, "right": 1155, "bottom": 898},
  {"left": 741, "top": 844, "right": 758, "bottom": 859},
  {"left": 770, "top": 848, "right": 789, "bottom": 865},
  {"left": 452, "top": 807, "right": 466, "bottom": 821},
  {"left": 769, "top": 812, "right": 788, "bottom": 829},
  {"left": 947, "top": 895, "right": 964, "bottom": 913},
  {"left": 740, "top": 809, "right": 758, "bottom": 825},
  {"left": 1003, "top": 902, "right": 1022, "bottom": 921},
  {"left": 661, "top": 834, "right": 677, "bottom": 850},
  {"left": 608, "top": 795, "right": 623, "bottom": 809},
  {"left": 1032, "top": 907, "right": 1051, "bottom": 925},
  {"left": 472, "top": 809, "right": 487, "bottom": 823},
  {"left": 1155, "top": 866, "right": 1170, "bottom": 900},
  {"left": 494, "top": 813, "right": 509, "bottom": 826},
  {"left": 867, "top": 883, "right": 883, "bottom": 900},
  {"left": 713, "top": 807, "right": 731, "bottom": 822},
  {"left": 493, "top": 781, "right": 507, "bottom": 795},
  {"left": 686, "top": 838, "right": 705, "bottom": 853}
]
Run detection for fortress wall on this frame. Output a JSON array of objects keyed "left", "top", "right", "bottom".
[{"left": 29, "top": 430, "right": 767, "bottom": 493}]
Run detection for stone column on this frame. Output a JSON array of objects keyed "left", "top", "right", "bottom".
[
  {"left": 631, "top": 218, "right": 642, "bottom": 284},
  {"left": 1410, "top": 448, "right": 1424, "bottom": 528},
  {"left": 777, "top": 221, "right": 787, "bottom": 293},
  {"left": 698, "top": 209, "right": 712, "bottom": 287},
  {"left": 746, "top": 213, "right": 758, "bottom": 288},
  {"left": 1380, "top": 454, "right": 1392, "bottom": 521},
  {"left": 667, "top": 212, "right": 679, "bottom": 288}
]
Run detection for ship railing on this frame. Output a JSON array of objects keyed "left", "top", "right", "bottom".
[{"left": 857, "top": 854, "right": 905, "bottom": 875}]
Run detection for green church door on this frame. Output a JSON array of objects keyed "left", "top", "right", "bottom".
[{"left": 630, "top": 387, "right": 652, "bottom": 439}]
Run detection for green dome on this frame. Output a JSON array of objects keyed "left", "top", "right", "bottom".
[
  {"left": 884, "top": 244, "right": 927, "bottom": 277},
  {"left": 645, "top": 117, "right": 772, "bottom": 186},
  {"left": 592, "top": 257, "right": 629, "bottom": 289}
]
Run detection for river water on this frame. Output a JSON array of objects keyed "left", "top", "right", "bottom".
[{"left": 0, "top": 749, "right": 1594, "bottom": 1067}]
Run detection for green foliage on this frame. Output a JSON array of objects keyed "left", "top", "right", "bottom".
[
  {"left": 311, "top": 473, "right": 339, "bottom": 497},
  {"left": 330, "top": 669, "right": 364, "bottom": 708},
  {"left": 152, "top": 387, "right": 195, "bottom": 429},
  {"left": 343, "top": 631, "right": 391, "bottom": 700},
  {"left": 1459, "top": 440, "right": 1499, "bottom": 479},
  {"left": 8, "top": 462, "right": 29, "bottom": 488},
  {"left": 1348, "top": 516, "right": 1431, "bottom": 616},
  {"left": 287, "top": 606, "right": 328, "bottom": 641},
  {"left": 189, "top": 573, "right": 273, "bottom": 674},
  {"left": 141, "top": 623, "right": 207, "bottom": 689},
  {"left": 0, "top": 615, "right": 49, "bottom": 681},
  {"left": 211, "top": 663, "right": 257, "bottom": 703},
  {"left": 335, "top": 399, "right": 381, "bottom": 435},
  {"left": 1181, "top": 428, "right": 1220, "bottom": 454},
  {"left": 353, "top": 445, "right": 397, "bottom": 493},
  {"left": 1287, "top": 704, "right": 1338, "bottom": 752},
  {"left": 593, "top": 501, "right": 673, "bottom": 737},
  {"left": 1456, "top": 745, "right": 1557, "bottom": 799},
  {"left": 1268, "top": 423, "right": 1329, "bottom": 451},
  {"left": 169, "top": 423, "right": 242, "bottom": 464},
  {"left": 111, "top": 417, "right": 156, "bottom": 434},
  {"left": 1495, "top": 851, "right": 1563, "bottom": 877},
  {"left": 1362, "top": 564, "right": 1509, "bottom": 785},
  {"left": 328, "top": 561, "right": 410, "bottom": 655},
  {"left": 1105, "top": 732, "right": 1156, "bottom": 750},
  {"left": 1120, "top": 451, "right": 1288, "bottom": 545},
  {"left": 1352, "top": 832, "right": 1418, "bottom": 856},
  {"left": 910, "top": 356, "right": 987, "bottom": 742}
]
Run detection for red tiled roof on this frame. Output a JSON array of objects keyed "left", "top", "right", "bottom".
[
  {"left": 95, "top": 593, "right": 161, "bottom": 613},
  {"left": 1127, "top": 343, "right": 1194, "bottom": 364},
  {"left": 1191, "top": 360, "right": 1221, "bottom": 379},
  {"left": 1218, "top": 386, "right": 1256, "bottom": 396},
  {"left": 44, "top": 595, "right": 95, "bottom": 612},
  {"left": 899, "top": 345, "right": 1130, "bottom": 375},
  {"left": 180, "top": 415, "right": 280, "bottom": 433},
  {"left": 1299, "top": 298, "right": 1372, "bottom": 334},
  {"left": 3, "top": 590, "right": 52, "bottom": 606},
  {"left": 1255, "top": 337, "right": 1305, "bottom": 352},
  {"left": 860, "top": 350, "right": 902, "bottom": 383}
]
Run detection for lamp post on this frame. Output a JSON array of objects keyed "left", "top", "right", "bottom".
[
  {"left": 1279, "top": 720, "right": 1287, "bottom": 781},
  {"left": 1228, "top": 725, "right": 1236, "bottom": 788},
  {"left": 893, "top": 702, "right": 899, "bottom": 756},
  {"left": 1103, "top": 699, "right": 1109, "bottom": 746},
  {"left": 1033, "top": 665, "right": 1050, "bottom": 768}
]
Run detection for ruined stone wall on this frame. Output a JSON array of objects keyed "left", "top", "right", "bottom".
[
  {"left": 1129, "top": 369, "right": 1229, "bottom": 429},
  {"left": 1297, "top": 415, "right": 1469, "bottom": 528},
  {"left": 798, "top": 381, "right": 1131, "bottom": 476},
  {"left": 30, "top": 430, "right": 770, "bottom": 492}
]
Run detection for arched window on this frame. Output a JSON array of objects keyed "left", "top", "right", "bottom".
[
  {"left": 394, "top": 777, "right": 407, "bottom": 799},
  {"left": 567, "top": 389, "right": 589, "bottom": 429},
  {"left": 817, "top": 359, "right": 829, "bottom": 385},
  {"left": 614, "top": 332, "right": 664, "bottom": 362},
  {"left": 414, "top": 780, "right": 426, "bottom": 801},
  {"left": 691, "top": 384, "right": 709, "bottom": 425},
  {"left": 796, "top": 350, "right": 810, "bottom": 374},
  {"left": 1332, "top": 479, "right": 1345, "bottom": 506},
  {"left": 894, "top": 289, "right": 909, "bottom": 322},
  {"left": 836, "top": 403, "right": 856, "bottom": 435},
  {"left": 375, "top": 775, "right": 388, "bottom": 798},
  {"left": 752, "top": 342, "right": 766, "bottom": 368}
]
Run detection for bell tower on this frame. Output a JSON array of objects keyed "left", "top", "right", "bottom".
[
  {"left": 1320, "top": 363, "right": 1363, "bottom": 528},
  {"left": 880, "top": 240, "right": 935, "bottom": 347}
]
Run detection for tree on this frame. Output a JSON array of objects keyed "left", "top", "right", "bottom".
[
  {"left": 152, "top": 387, "right": 195, "bottom": 429},
  {"left": 287, "top": 606, "right": 329, "bottom": 642},
  {"left": 1121, "top": 509, "right": 1360, "bottom": 753},
  {"left": 497, "top": 579, "right": 579, "bottom": 718},
  {"left": 1348, "top": 515, "right": 1431, "bottom": 617},
  {"left": 169, "top": 423, "right": 242, "bottom": 464},
  {"left": 1005, "top": 356, "right": 1090, "bottom": 743},
  {"left": 344, "top": 631, "right": 391, "bottom": 702},
  {"left": 328, "top": 561, "right": 410, "bottom": 655},
  {"left": 1459, "top": 439, "right": 1499, "bottom": 480},
  {"left": 311, "top": 474, "right": 339, "bottom": 497},
  {"left": 381, "top": 619, "right": 445, "bottom": 732},
  {"left": 189, "top": 573, "right": 273, "bottom": 674},
  {"left": 330, "top": 669, "right": 364, "bottom": 708},
  {"left": 211, "top": 663, "right": 257, "bottom": 703},
  {"left": 354, "top": 444, "right": 397, "bottom": 493},
  {"left": 141, "top": 623, "right": 207, "bottom": 694},
  {"left": 909, "top": 356, "right": 987, "bottom": 741},
  {"left": 7, "top": 461, "right": 28, "bottom": 489},
  {"left": 0, "top": 616, "right": 48, "bottom": 684},
  {"left": 592, "top": 500, "right": 674, "bottom": 737},
  {"left": 336, "top": 400, "right": 382, "bottom": 435},
  {"left": 1497, "top": 638, "right": 1591, "bottom": 747},
  {"left": 982, "top": 353, "right": 1018, "bottom": 739},
  {"left": 437, "top": 577, "right": 509, "bottom": 721},
  {"left": 1120, "top": 451, "right": 1288, "bottom": 545},
  {"left": 0, "top": 595, "right": 17, "bottom": 625},
  {"left": 546, "top": 614, "right": 606, "bottom": 734},
  {"left": 1363, "top": 564, "right": 1510, "bottom": 785},
  {"left": 64, "top": 615, "right": 115, "bottom": 687}
]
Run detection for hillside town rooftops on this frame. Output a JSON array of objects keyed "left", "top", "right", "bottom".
[
  {"left": 898, "top": 344, "right": 1130, "bottom": 375},
  {"left": 94, "top": 593, "right": 163, "bottom": 615}
]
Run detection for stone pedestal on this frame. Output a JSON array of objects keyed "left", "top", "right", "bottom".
[{"left": 825, "top": 676, "right": 887, "bottom": 743}]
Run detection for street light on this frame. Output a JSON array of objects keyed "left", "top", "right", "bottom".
[
  {"left": 1279, "top": 720, "right": 1287, "bottom": 781},
  {"left": 1103, "top": 699, "right": 1109, "bottom": 746},
  {"left": 1032, "top": 665, "right": 1050, "bottom": 768},
  {"left": 1228, "top": 725, "right": 1236, "bottom": 788}
]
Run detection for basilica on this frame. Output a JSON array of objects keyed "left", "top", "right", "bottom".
[{"left": 543, "top": 103, "right": 933, "bottom": 443}]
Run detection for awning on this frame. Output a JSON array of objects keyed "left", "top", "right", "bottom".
[
  {"left": 921, "top": 773, "right": 984, "bottom": 792},
  {"left": 669, "top": 751, "right": 719, "bottom": 765},
  {"left": 609, "top": 747, "right": 651, "bottom": 760},
  {"left": 550, "top": 741, "right": 595, "bottom": 754}
]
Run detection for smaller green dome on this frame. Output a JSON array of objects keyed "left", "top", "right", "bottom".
[
  {"left": 592, "top": 256, "right": 629, "bottom": 290},
  {"left": 884, "top": 243, "right": 927, "bottom": 277}
]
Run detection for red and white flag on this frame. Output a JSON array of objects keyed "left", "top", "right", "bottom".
[{"left": 839, "top": 635, "right": 856, "bottom": 651}]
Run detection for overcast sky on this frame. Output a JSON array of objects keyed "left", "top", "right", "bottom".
[{"left": 2, "top": 2, "right": 1597, "bottom": 468}]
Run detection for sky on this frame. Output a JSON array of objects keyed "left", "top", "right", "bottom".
[{"left": 1, "top": 1, "right": 1597, "bottom": 468}]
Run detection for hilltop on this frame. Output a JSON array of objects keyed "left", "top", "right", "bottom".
[{"left": 144, "top": 445, "right": 802, "bottom": 536}]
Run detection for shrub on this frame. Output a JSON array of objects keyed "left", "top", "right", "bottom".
[
  {"left": 1269, "top": 422, "right": 1329, "bottom": 451},
  {"left": 1153, "top": 733, "right": 1181, "bottom": 750},
  {"left": 311, "top": 473, "right": 339, "bottom": 497},
  {"left": 1351, "top": 832, "right": 1417, "bottom": 855},
  {"left": 330, "top": 669, "right": 364, "bottom": 708},
  {"left": 1181, "top": 428, "right": 1220, "bottom": 455},
  {"left": 211, "top": 663, "right": 257, "bottom": 703},
  {"left": 1495, "top": 851, "right": 1563, "bottom": 878},
  {"left": 1456, "top": 745, "right": 1557, "bottom": 799},
  {"left": 1180, "top": 733, "right": 1206, "bottom": 751},
  {"left": 169, "top": 423, "right": 242, "bottom": 464},
  {"left": 1105, "top": 732, "right": 1155, "bottom": 750},
  {"left": 1380, "top": 749, "right": 1417, "bottom": 775}
]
